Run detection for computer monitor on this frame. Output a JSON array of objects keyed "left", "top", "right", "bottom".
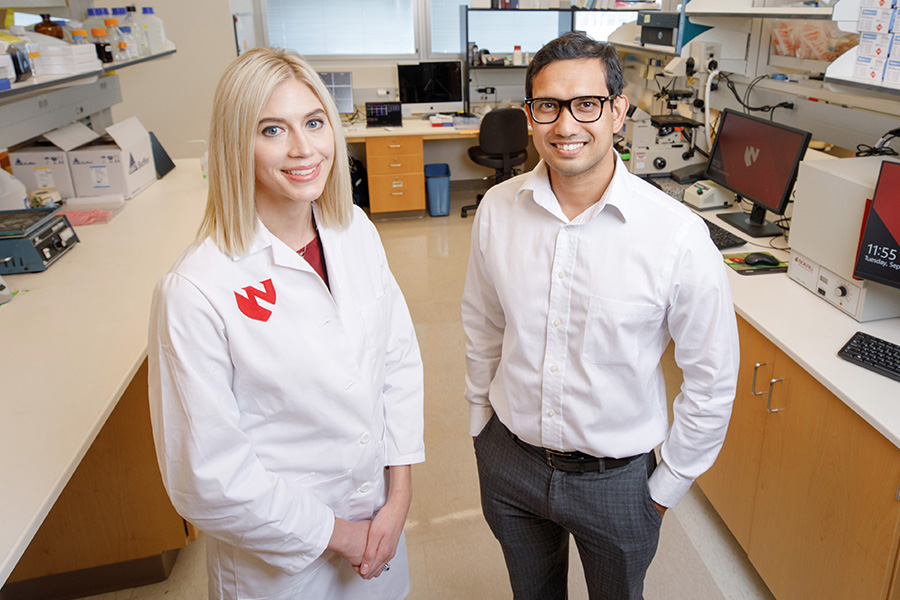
[
  {"left": 705, "top": 109, "right": 812, "bottom": 238},
  {"left": 318, "top": 71, "right": 355, "bottom": 115},
  {"left": 853, "top": 160, "right": 900, "bottom": 291},
  {"left": 397, "top": 61, "right": 464, "bottom": 117}
]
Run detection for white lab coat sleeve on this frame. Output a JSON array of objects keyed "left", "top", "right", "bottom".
[
  {"left": 365, "top": 220, "right": 425, "bottom": 467},
  {"left": 460, "top": 204, "right": 506, "bottom": 437},
  {"left": 649, "top": 220, "right": 740, "bottom": 508},
  {"left": 148, "top": 273, "right": 335, "bottom": 575}
]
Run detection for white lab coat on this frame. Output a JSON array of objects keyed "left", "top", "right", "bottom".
[{"left": 148, "top": 205, "right": 425, "bottom": 600}]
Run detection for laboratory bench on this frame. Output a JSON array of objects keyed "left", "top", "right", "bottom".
[{"left": 1, "top": 159, "right": 900, "bottom": 599}]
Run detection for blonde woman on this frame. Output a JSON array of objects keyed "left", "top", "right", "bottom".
[{"left": 148, "top": 47, "right": 424, "bottom": 599}]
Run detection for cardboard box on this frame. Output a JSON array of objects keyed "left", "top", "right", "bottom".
[
  {"left": 67, "top": 117, "right": 156, "bottom": 199},
  {"left": 882, "top": 58, "right": 900, "bottom": 88},
  {"left": 858, "top": 32, "right": 894, "bottom": 57},
  {"left": 858, "top": 7, "right": 896, "bottom": 33},
  {"left": 7, "top": 121, "right": 100, "bottom": 199},
  {"left": 853, "top": 54, "right": 887, "bottom": 81}
]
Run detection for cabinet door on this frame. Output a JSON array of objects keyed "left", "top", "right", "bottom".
[
  {"left": 697, "top": 316, "right": 774, "bottom": 549},
  {"left": 749, "top": 347, "right": 900, "bottom": 600},
  {"left": 369, "top": 173, "right": 426, "bottom": 213}
]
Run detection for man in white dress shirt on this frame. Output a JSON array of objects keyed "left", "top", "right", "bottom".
[{"left": 461, "top": 32, "right": 740, "bottom": 600}]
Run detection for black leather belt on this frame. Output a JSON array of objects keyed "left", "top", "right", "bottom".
[{"left": 511, "top": 431, "right": 640, "bottom": 473}]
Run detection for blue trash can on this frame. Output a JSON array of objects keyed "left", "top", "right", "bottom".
[{"left": 424, "top": 163, "right": 451, "bottom": 217}]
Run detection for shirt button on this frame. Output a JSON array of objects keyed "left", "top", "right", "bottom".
[
  {"left": 359, "top": 483, "right": 371, "bottom": 493},
  {"left": 553, "top": 319, "right": 561, "bottom": 327},
  {"left": 549, "top": 365, "right": 558, "bottom": 373},
  {"left": 558, "top": 272, "right": 566, "bottom": 279},
  {"left": 547, "top": 410, "right": 555, "bottom": 417},
  {"left": 359, "top": 432, "right": 370, "bottom": 444}
]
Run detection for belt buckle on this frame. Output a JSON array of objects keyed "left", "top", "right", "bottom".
[{"left": 546, "top": 449, "right": 581, "bottom": 472}]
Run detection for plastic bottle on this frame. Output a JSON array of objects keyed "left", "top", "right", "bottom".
[
  {"left": 34, "top": 14, "right": 64, "bottom": 39},
  {"left": 124, "top": 6, "right": 150, "bottom": 57},
  {"left": 63, "top": 20, "right": 84, "bottom": 42},
  {"left": 141, "top": 7, "right": 166, "bottom": 54},
  {"left": 118, "top": 26, "right": 138, "bottom": 59},
  {"left": 71, "top": 29, "right": 89, "bottom": 45},
  {"left": 83, "top": 8, "right": 103, "bottom": 34},
  {"left": 91, "top": 28, "right": 113, "bottom": 63},
  {"left": 513, "top": 45, "right": 523, "bottom": 67},
  {"left": 104, "top": 18, "right": 125, "bottom": 51}
]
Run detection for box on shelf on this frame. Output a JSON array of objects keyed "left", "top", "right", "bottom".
[
  {"left": 859, "top": 0, "right": 896, "bottom": 7},
  {"left": 892, "top": 32, "right": 900, "bottom": 57},
  {"left": 7, "top": 121, "right": 99, "bottom": 199},
  {"left": 37, "top": 44, "right": 101, "bottom": 76},
  {"left": 882, "top": 57, "right": 900, "bottom": 87},
  {"left": 858, "top": 7, "right": 896, "bottom": 34},
  {"left": 853, "top": 54, "right": 887, "bottom": 81},
  {"left": 858, "top": 32, "right": 894, "bottom": 57},
  {"left": 67, "top": 117, "right": 156, "bottom": 199}
]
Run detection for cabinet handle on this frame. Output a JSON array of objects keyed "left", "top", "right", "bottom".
[
  {"left": 391, "top": 192, "right": 404, "bottom": 196},
  {"left": 750, "top": 362, "right": 767, "bottom": 396},
  {"left": 388, "top": 144, "right": 402, "bottom": 148},
  {"left": 766, "top": 378, "right": 784, "bottom": 413},
  {"left": 389, "top": 164, "right": 403, "bottom": 168}
]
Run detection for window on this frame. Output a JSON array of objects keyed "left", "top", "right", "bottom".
[
  {"left": 265, "top": 0, "right": 417, "bottom": 57},
  {"left": 573, "top": 11, "right": 638, "bottom": 43}
]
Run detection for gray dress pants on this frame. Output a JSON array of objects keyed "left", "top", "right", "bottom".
[{"left": 474, "top": 414, "right": 662, "bottom": 600}]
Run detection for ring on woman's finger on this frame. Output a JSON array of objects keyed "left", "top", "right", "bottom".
[{"left": 382, "top": 563, "right": 390, "bottom": 572}]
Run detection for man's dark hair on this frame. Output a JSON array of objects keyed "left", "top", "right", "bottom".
[{"left": 525, "top": 31, "right": 624, "bottom": 98}]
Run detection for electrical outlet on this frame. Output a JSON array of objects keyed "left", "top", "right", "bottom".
[{"left": 376, "top": 89, "right": 390, "bottom": 97}]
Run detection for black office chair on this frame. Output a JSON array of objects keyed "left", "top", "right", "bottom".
[{"left": 461, "top": 108, "right": 529, "bottom": 218}]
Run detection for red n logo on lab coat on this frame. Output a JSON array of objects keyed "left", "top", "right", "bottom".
[{"left": 235, "top": 279, "right": 276, "bottom": 322}]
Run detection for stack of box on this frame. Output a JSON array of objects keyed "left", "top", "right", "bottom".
[
  {"left": 38, "top": 44, "right": 102, "bottom": 76},
  {"left": 854, "top": 0, "right": 898, "bottom": 84},
  {"left": 0, "top": 54, "right": 14, "bottom": 91},
  {"left": 9, "top": 117, "right": 156, "bottom": 201}
]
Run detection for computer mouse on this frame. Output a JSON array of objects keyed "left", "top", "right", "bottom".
[{"left": 744, "top": 252, "right": 781, "bottom": 267}]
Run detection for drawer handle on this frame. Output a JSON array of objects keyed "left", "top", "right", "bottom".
[
  {"left": 389, "top": 164, "right": 403, "bottom": 168},
  {"left": 766, "top": 378, "right": 784, "bottom": 413},
  {"left": 750, "top": 362, "right": 767, "bottom": 396},
  {"left": 391, "top": 192, "right": 404, "bottom": 196},
  {"left": 388, "top": 144, "right": 402, "bottom": 148}
]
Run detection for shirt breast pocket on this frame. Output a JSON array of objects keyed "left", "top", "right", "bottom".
[{"left": 582, "top": 295, "right": 664, "bottom": 366}]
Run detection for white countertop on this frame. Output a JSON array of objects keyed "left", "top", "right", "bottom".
[
  {"left": 1, "top": 161, "right": 899, "bottom": 585},
  {"left": 0, "top": 160, "right": 207, "bottom": 584}
]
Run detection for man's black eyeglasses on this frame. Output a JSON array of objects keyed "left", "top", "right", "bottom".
[{"left": 524, "top": 96, "right": 617, "bottom": 124}]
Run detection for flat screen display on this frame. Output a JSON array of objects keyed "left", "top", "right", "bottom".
[
  {"left": 397, "top": 61, "right": 463, "bottom": 116},
  {"left": 705, "top": 109, "right": 811, "bottom": 215}
]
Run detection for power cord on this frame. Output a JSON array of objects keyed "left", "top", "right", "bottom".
[
  {"left": 717, "top": 72, "right": 795, "bottom": 116},
  {"left": 856, "top": 127, "right": 900, "bottom": 156}
]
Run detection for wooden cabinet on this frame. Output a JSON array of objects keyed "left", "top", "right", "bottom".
[
  {"left": 696, "top": 316, "right": 900, "bottom": 600},
  {"left": 2, "top": 360, "right": 194, "bottom": 599},
  {"left": 365, "top": 135, "right": 426, "bottom": 213}
]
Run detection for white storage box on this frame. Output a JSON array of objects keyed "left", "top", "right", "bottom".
[
  {"left": 854, "top": 54, "right": 887, "bottom": 81},
  {"left": 7, "top": 121, "right": 99, "bottom": 199},
  {"left": 858, "top": 32, "right": 894, "bottom": 57},
  {"left": 38, "top": 44, "right": 101, "bottom": 75},
  {"left": 67, "top": 117, "right": 156, "bottom": 199}
]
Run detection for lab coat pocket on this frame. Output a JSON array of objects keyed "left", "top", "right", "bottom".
[
  {"left": 299, "top": 470, "right": 354, "bottom": 510},
  {"left": 582, "top": 296, "right": 664, "bottom": 366}
]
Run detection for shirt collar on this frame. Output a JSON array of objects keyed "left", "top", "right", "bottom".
[{"left": 516, "top": 153, "right": 633, "bottom": 224}]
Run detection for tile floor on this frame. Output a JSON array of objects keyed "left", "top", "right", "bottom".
[{"left": 83, "top": 191, "right": 775, "bottom": 600}]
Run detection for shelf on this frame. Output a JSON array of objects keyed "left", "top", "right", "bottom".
[
  {"left": 769, "top": 53, "right": 831, "bottom": 73},
  {"left": 824, "top": 75, "right": 900, "bottom": 98},
  {"left": 1, "top": 48, "right": 176, "bottom": 102},
  {"left": 609, "top": 40, "right": 680, "bottom": 57},
  {"left": 469, "top": 64, "right": 528, "bottom": 69},
  {"left": 685, "top": 0, "right": 833, "bottom": 19}
]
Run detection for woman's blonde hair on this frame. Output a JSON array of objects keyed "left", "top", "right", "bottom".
[{"left": 199, "top": 47, "right": 353, "bottom": 256}]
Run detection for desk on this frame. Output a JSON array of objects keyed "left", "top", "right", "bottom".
[
  {"left": 344, "top": 119, "right": 481, "bottom": 214},
  {"left": 0, "top": 161, "right": 207, "bottom": 591}
]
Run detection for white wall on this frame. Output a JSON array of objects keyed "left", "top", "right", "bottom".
[{"left": 93, "top": 0, "right": 237, "bottom": 160}]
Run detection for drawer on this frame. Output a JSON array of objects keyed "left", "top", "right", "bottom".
[
  {"left": 366, "top": 135, "right": 423, "bottom": 157},
  {"left": 367, "top": 154, "right": 424, "bottom": 175},
  {"left": 369, "top": 173, "right": 426, "bottom": 213}
]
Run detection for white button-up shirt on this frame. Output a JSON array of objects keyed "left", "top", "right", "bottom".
[{"left": 462, "top": 157, "right": 739, "bottom": 507}]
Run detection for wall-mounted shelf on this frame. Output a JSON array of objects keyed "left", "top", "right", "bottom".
[
  {"left": 685, "top": 0, "right": 832, "bottom": 19},
  {"left": 1, "top": 48, "right": 176, "bottom": 102}
]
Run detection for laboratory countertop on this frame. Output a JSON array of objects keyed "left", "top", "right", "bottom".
[
  {"left": 1, "top": 159, "right": 899, "bottom": 585},
  {"left": 0, "top": 160, "right": 208, "bottom": 584}
]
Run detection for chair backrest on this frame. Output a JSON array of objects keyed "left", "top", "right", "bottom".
[{"left": 479, "top": 108, "right": 529, "bottom": 156}]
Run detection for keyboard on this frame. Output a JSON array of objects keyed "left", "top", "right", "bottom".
[
  {"left": 700, "top": 216, "right": 747, "bottom": 250},
  {"left": 838, "top": 331, "right": 900, "bottom": 383}
]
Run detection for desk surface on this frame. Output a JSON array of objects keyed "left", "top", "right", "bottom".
[
  {"left": 0, "top": 161, "right": 207, "bottom": 584},
  {"left": 2, "top": 160, "right": 899, "bottom": 585},
  {"left": 343, "top": 117, "right": 481, "bottom": 144}
]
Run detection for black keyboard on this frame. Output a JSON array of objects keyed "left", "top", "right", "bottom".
[
  {"left": 838, "top": 331, "right": 900, "bottom": 383},
  {"left": 700, "top": 216, "right": 747, "bottom": 250}
]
